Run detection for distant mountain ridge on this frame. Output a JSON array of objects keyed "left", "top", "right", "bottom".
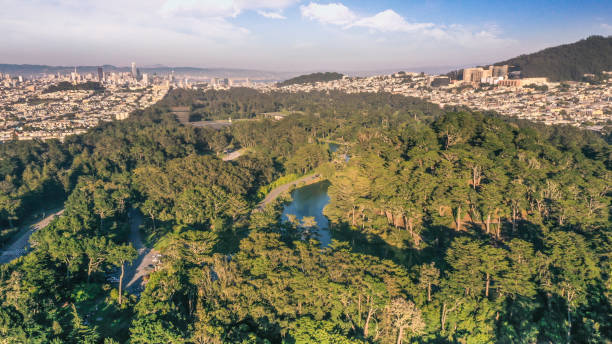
[
  {"left": 495, "top": 35, "right": 612, "bottom": 81},
  {"left": 278, "top": 72, "right": 344, "bottom": 86},
  {"left": 0, "top": 64, "right": 297, "bottom": 80}
]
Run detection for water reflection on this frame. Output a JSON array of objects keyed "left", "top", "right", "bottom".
[{"left": 281, "top": 180, "right": 331, "bottom": 247}]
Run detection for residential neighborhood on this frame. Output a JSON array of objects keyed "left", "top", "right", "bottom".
[
  {"left": 269, "top": 71, "right": 612, "bottom": 129},
  {"left": 1, "top": 67, "right": 611, "bottom": 143},
  {"left": 0, "top": 70, "right": 168, "bottom": 141}
]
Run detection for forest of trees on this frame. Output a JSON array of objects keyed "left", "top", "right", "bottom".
[
  {"left": 496, "top": 35, "right": 612, "bottom": 81},
  {"left": 0, "top": 88, "right": 610, "bottom": 343},
  {"left": 43, "top": 81, "right": 106, "bottom": 93},
  {"left": 277, "top": 72, "right": 344, "bottom": 87},
  {"left": 157, "top": 87, "right": 442, "bottom": 122}
]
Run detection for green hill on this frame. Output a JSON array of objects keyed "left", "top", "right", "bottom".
[
  {"left": 496, "top": 35, "right": 612, "bottom": 81},
  {"left": 278, "top": 72, "right": 343, "bottom": 86}
]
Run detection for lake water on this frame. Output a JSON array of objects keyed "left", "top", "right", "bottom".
[
  {"left": 328, "top": 142, "right": 349, "bottom": 162},
  {"left": 281, "top": 180, "right": 332, "bottom": 247}
]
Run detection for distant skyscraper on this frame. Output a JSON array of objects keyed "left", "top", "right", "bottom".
[
  {"left": 97, "top": 67, "right": 104, "bottom": 82},
  {"left": 131, "top": 62, "right": 137, "bottom": 78},
  {"left": 493, "top": 65, "right": 509, "bottom": 79}
]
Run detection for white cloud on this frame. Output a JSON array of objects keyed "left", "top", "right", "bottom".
[
  {"left": 300, "top": 2, "right": 356, "bottom": 26},
  {"left": 350, "top": 10, "right": 434, "bottom": 32},
  {"left": 257, "top": 10, "right": 287, "bottom": 19},
  {"left": 161, "top": 0, "right": 298, "bottom": 19},
  {"left": 301, "top": 2, "right": 511, "bottom": 48}
]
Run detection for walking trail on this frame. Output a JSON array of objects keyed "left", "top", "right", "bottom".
[
  {"left": 124, "top": 209, "right": 159, "bottom": 294},
  {"left": 256, "top": 174, "right": 322, "bottom": 210},
  {"left": 0, "top": 209, "right": 64, "bottom": 264}
]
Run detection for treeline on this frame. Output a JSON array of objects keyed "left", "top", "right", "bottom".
[
  {"left": 43, "top": 81, "right": 105, "bottom": 93},
  {"left": 159, "top": 87, "right": 443, "bottom": 121},
  {"left": 277, "top": 72, "right": 344, "bottom": 86},
  {"left": 496, "top": 35, "right": 612, "bottom": 81}
]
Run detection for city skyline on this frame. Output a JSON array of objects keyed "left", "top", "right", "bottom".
[{"left": 1, "top": 0, "right": 611, "bottom": 72}]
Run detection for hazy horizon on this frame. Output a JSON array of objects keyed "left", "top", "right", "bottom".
[
  {"left": 2, "top": 0, "right": 611, "bottom": 71},
  {"left": 0, "top": 62, "right": 465, "bottom": 76}
]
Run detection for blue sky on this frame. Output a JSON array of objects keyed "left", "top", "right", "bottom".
[{"left": 1, "top": 0, "right": 610, "bottom": 72}]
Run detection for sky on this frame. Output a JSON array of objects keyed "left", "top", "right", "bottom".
[{"left": 1, "top": 0, "right": 611, "bottom": 72}]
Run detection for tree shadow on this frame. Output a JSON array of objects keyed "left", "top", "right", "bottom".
[{"left": 329, "top": 220, "right": 420, "bottom": 267}]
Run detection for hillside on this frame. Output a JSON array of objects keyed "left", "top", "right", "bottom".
[
  {"left": 278, "top": 72, "right": 343, "bottom": 86},
  {"left": 496, "top": 35, "right": 612, "bottom": 81}
]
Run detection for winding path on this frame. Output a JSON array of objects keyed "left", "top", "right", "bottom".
[
  {"left": 255, "top": 174, "right": 322, "bottom": 211},
  {"left": 0, "top": 209, "right": 64, "bottom": 264}
]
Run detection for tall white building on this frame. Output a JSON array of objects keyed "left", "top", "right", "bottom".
[{"left": 131, "top": 62, "right": 137, "bottom": 78}]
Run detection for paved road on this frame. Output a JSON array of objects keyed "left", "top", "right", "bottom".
[
  {"left": 0, "top": 209, "right": 64, "bottom": 264},
  {"left": 124, "top": 209, "right": 159, "bottom": 294},
  {"left": 222, "top": 148, "right": 246, "bottom": 161},
  {"left": 255, "top": 174, "right": 322, "bottom": 211}
]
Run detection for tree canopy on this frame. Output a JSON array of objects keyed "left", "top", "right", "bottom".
[{"left": 0, "top": 87, "right": 609, "bottom": 343}]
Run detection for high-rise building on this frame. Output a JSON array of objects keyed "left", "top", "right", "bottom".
[
  {"left": 131, "top": 62, "right": 137, "bottom": 78},
  {"left": 142, "top": 73, "right": 149, "bottom": 85},
  {"left": 463, "top": 66, "right": 501, "bottom": 83},
  {"left": 97, "top": 67, "right": 104, "bottom": 82},
  {"left": 462, "top": 68, "right": 483, "bottom": 83},
  {"left": 493, "top": 65, "right": 509, "bottom": 78}
]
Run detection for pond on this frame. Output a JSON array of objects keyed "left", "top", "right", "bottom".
[
  {"left": 328, "top": 142, "right": 349, "bottom": 162},
  {"left": 281, "top": 180, "right": 332, "bottom": 247}
]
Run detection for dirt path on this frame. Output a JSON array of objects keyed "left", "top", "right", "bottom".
[
  {"left": 255, "top": 174, "right": 322, "bottom": 211},
  {"left": 0, "top": 208, "right": 64, "bottom": 264},
  {"left": 124, "top": 209, "right": 158, "bottom": 294}
]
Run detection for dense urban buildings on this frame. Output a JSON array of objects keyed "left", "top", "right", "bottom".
[
  {"left": 0, "top": 66, "right": 167, "bottom": 141},
  {"left": 1, "top": 61, "right": 611, "bottom": 143},
  {"left": 270, "top": 69, "right": 612, "bottom": 129}
]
